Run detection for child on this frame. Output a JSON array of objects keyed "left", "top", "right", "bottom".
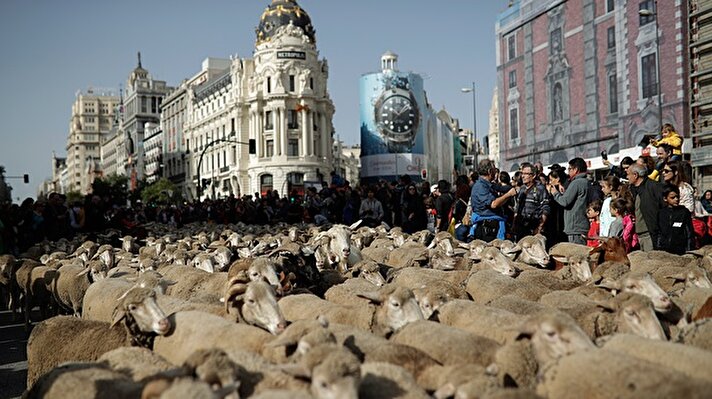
[
  {"left": 586, "top": 200, "right": 602, "bottom": 247},
  {"left": 424, "top": 197, "right": 437, "bottom": 233},
  {"left": 609, "top": 197, "right": 638, "bottom": 252},
  {"left": 658, "top": 184, "right": 694, "bottom": 254},
  {"left": 599, "top": 176, "right": 620, "bottom": 237}
]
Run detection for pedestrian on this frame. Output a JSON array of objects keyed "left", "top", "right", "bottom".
[
  {"left": 453, "top": 178, "right": 472, "bottom": 241},
  {"left": 657, "top": 184, "right": 694, "bottom": 254},
  {"left": 548, "top": 157, "right": 590, "bottom": 245},
  {"left": 401, "top": 183, "right": 426, "bottom": 233},
  {"left": 599, "top": 175, "right": 620, "bottom": 237},
  {"left": 433, "top": 180, "right": 454, "bottom": 233},
  {"left": 586, "top": 200, "right": 602, "bottom": 247},
  {"left": 626, "top": 163, "right": 664, "bottom": 251},
  {"left": 650, "top": 123, "right": 683, "bottom": 161},
  {"left": 701, "top": 190, "right": 712, "bottom": 214},
  {"left": 661, "top": 160, "right": 694, "bottom": 213},
  {"left": 469, "top": 160, "right": 517, "bottom": 241},
  {"left": 609, "top": 197, "right": 638, "bottom": 252},
  {"left": 513, "top": 162, "right": 550, "bottom": 240},
  {"left": 359, "top": 188, "right": 384, "bottom": 227}
]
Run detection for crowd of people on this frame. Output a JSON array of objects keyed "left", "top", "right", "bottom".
[{"left": 1, "top": 124, "right": 711, "bottom": 257}]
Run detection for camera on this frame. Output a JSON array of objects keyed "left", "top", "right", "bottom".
[{"left": 600, "top": 150, "right": 608, "bottom": 160}]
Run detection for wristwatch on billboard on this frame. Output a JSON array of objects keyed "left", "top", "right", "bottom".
[{"left": 374, "top": 85, "right": 419, "bottom": 152}]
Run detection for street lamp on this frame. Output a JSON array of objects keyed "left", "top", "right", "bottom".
[
  {"left": 461, "top": 83, "right": 478, "bottom": 168},
  {"left": 196, "top": 130, "right": 255, "bottom": 200},
  {"left": 639, "top": 0, "right": 663, "bottom": 133}
]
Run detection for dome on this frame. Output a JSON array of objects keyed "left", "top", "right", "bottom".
[{"left": 256, "top": 0, "right": 316, "bottom": 45}]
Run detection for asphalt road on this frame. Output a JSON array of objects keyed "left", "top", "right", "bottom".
[{"left": 0, "top": 310, "right": 30, "bottom": 399}]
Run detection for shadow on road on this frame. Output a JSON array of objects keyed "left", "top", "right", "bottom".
[{"left": 0, "top": 310, "right": 32, "bottom": 399}]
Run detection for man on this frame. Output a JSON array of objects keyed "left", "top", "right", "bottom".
[
  {"left": 434, "top": 180, "right": 455, "bottom": 232},
  {"left": 627, "top": 163, "right": 663, "bottom": 251},
  {"left": 359, "top": 188, "right": 384, "bottom": 227},
  {"left": 548, "top": 157, "right": 590, "bottom": 245},
  {"left": 470, "top": 160, "right": 517, "bottom": 241},
  {"left": 514, "top": 163, "right": 550, "bottom": 240}
]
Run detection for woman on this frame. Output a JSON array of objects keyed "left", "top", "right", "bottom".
[
  {"left": 599, "top": 175, "right": 620, "bottom": 237},
  {"left": 401, "top": 184, "right": 426, "bottom": 233},
  {"left": 701, "top": 190, "right": 712, "bottom": 214},
  {"left": 637, "top": 155, "right": 658, "bottom": 181},
  {"left": 453, "top": 180, "right": 472, "bottom": 241},
  {"left": 661, "top": 160, "right": 694, "bottom": 213}
]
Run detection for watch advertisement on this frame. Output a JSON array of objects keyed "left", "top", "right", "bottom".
[{"left": 359, "top": 71, "right": 426, "bottom": 180}]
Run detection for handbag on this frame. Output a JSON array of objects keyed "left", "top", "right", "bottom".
[{"left": 461, "top": 199, "right": 473, "bottom": 226}]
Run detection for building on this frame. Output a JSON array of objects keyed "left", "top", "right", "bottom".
[
  {"left": 360, "top": 52, "right": 458, "bottom": 183},
  {"left": 488, "top": 87, "right": 501, "bottom": 166},
  {"left": 161, "top": 83, "right": 189, "bottom": 196},
  {"left": 183, "top": 0, "right": 335, "bottom": 200},
  {"left": 333, "top": 139, "right": 361, "bottom": 184},
  {"left": 49, "top": 152, "right": 67, "bottom": 194},
  {"left": 496, "top": 0, "right": 689, "bottom": 172},
  {"left": 689, "top": 0, "right": 712, "bottom": 190},
  {"left": 65, "top": 89, "right": 119, "bottom": 194},
  {"left": 143, "top": 123, "right": 163, "bottom": 184},
  {"left": 122, "top": 53, "right": 171, "bottom": 188}
]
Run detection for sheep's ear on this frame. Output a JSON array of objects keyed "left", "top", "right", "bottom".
[
  {"left": 279, "top": 363, "right": 311, "bottom": 379},
  {"left": 595, "top": 299, "right": 617, "bottom": 312},
  {"left": 596, "top": 279, "right": 621, "bottom": 293},
  {"left": 506, "top": 244, "right": 522, "bottom": 254},
  {"left": 316, "top": 315, "right": 330, "bottom": 328},
  {"left": 356, "top": 290, "right": 384, "bottom": 305},
  {"left": 110, "top": 308, "right": 126, "bottom": 328},
  {"left": 665, "top": 273, "right": 687, "bottom": 283},
  {"left": 266, "top": 334, "right": 298, "bottom": 348},
  {"left": 426, "top": 240, "right": 437, "bottom": 250},
  {"left": 76, "top": 268, "right": 91, "bottom": 277},
  {"left": 534, "top": 234, "right": 547, "bottom": 247},
  {"left": 162, "top": 279, "right": 177, "bottom": 286},
  {"left": 348, "top": 220, "right": 363, "bottom": 231}
]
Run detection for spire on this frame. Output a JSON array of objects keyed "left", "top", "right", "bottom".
[{"left": 137, "top": 51, "right": 142, "bottom": 68}]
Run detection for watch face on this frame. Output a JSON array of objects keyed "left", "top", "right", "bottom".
[{"left": 378, "top": 94, "right": 417, "bottom": 135}]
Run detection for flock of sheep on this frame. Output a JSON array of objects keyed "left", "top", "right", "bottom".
[{"left": 1, "top": 219, "right": 712, "bottom": 399}]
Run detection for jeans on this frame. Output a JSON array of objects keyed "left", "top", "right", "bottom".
[
  {"left": 567, "top": 234, "right": 586, "bottom": 245},
  {"left": 638, "top": 232, "right": 654, "bottom": 251}
]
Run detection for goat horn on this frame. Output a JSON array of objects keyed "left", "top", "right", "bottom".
[{"left": 223, "top": 284, "right": 248, "bottom": 312}]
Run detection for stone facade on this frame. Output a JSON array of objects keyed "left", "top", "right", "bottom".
[
  {"left": 161, "top": 84, "right": 188, "bottom": 195},
  {"left": 689, "top": 0, "right": 712, "bottom": 190},
  {"left": 488, "top": 87, "right": 501, "bottom": 166},
  {"left": 143, "top": 123, "right": 163, "bottom": 184},
  {"left": 65, "top": 89, "right": 119, "bottom": 194},
  {"left": 496, "top": 0, "right": 689, "bottom": 171}
]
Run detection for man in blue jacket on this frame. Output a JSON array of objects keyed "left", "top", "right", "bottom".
[
  {"left": 470, "top": 160, "right": 517, "bottom": 240},
  {"left": 548, "top": 157, "right": 590, "bottom": 245}
]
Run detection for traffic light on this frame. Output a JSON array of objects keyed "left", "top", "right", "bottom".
[
  {"left": 23, "top": 174, "right": 29, "bottom": 184},
  {"left": 248, "top": 139, "right": 256, "bottom": 155},
  {"left": 201, "top": 178, "right": 210, "bottom": 188}
]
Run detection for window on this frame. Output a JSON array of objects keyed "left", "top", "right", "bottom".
[
  {"left": 288, "top": 110, "right": 299, "bottom": 129},
  {"left": 287, "top": 172, "right": 305, "bottom": 195},
  {"left": 265, "top": 140, "right": 274, "bottom": 157},
  {"left": 289, "top": 75, "right": 295, "bottom": 92},
  {"left": 607, "top": 27, "right": 616, "bottom": 49},
  {"left": 510, "top": 107, "right": 519, "bottom": 140},
  {"left": 310, "top": 77, "right": 314, "bottom": 90},
  {"left": 141, "top": 97, "right": 147, "bottom": 113},
  {"left": 288, "top": 139, "right": 299, "bottom": 156},
  {"left": 639, "top": 0, "right": 655, "bottom": 26},
  {"left": 265, "top": 111, "right": 274, "bottom": 130},
  {"left": 641, "top": 53, "right": 658, "bottom": 99},
  {"left": 609, "top": 74, "right": 619, "bottom": 114},
  {"left": 260, "top": 174, "right": 273, "bottom": 195},
  {"left": 507, "top": 35, "right": 516, "bottom": 60},
  {"left": 151, "top": 97, "right": 157, "bottom": 113},
  {"left": 508, "top": 70, "right": 517, "bottom": 88},
  {"left": 267, "top": 77, "right": 272, "bottom": 93},
  {"left": 607, "top": 0, "right": 615, "bottom": 12},
  {"left": 550, "top": 28, "right": 562, "bottom": 54}
]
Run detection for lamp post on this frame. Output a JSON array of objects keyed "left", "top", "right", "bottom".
[
  {"left": 461, "top": 82, "right": 478, "bottom": 168},
  {"left": 639, "top": 0, "right": 663, "bottom": 132},
  {"left": 196, "top": 130, "right": 255, "bottom": 200}
]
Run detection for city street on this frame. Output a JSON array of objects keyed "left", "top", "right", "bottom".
[{"left": 0, "top": 310, "right": 29, "bottom": 399}]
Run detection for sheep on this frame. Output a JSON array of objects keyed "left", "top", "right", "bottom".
[
  {"left": 471, "top": 246, "right": 519, "bottom": 277},
  {"left": 487, "top": 295, "right": 549, "bottom": 316},
  {"left": 27, "top": 287, "right": 170, "bottom": 387},
  {"left": 594, "top": 292, "right": 667, "bottom": 340},
  {"left": 0, "top": 254, "right": 20, "bottom": 318},
  {"left": 82, "top": 278, "right": 135, "bottom": 322},
  {"left": 677, "top": 318, "right": 712, "bottom": 351},
  {"left": 536, "top": 349, "right": 712, "bottom": 399},
  {"left": 161, "top": 265, "right": 227, "bottom": 303},
  {"left": 597, "top": 271, "right": 673, "bottom": 313},
  {"left": 227, "top": 257, "right": 281, "bottom": 287},
  {"left": 390, "top": 320, "right": 499, "bottom": 367},
  {"left": 601, "top": 334, "right": 712, "bottom": 383},
  {"left": 222, "top": 274, "right": 288, "bottom": 334},
  {"left": 466, "top": 269, "right": 551, "bottom": 304},
  {"left": 385, "top": 244, "right": 430, "bottom": 269},
  {"left": 358, "top": 362, "right": 430, "bottom": 399},
  {"left": 15, "top": 259, "right": 55, "bottom": 330},
  {"left": 514, "top": 311, "right": 595, "bottom": 367},
  {"left": 548, "top": 242, "right": 597, "bottom": 267},
  {"left": 348, "top": 260, "right": 387, "bottom": 287},
  {"left": 280, "top": 285, "right": 423, "bottom": 337},
  {"left": 305, "top": 345, "right": 362, "bottom": 399},
  {"left": 650, "top": 263, "right": 712, "bottom": 293},
  {"left": 434, "top": 300, "right": 523, "bottom": 345},
  {"left": 416, "top": 363, "right": 498, "bottom": 397},
  {"left": 389, "top": 266, "right": 471, "bottom": 287},
  {"left": 311, "top": 222, "right": 364, "bottom": 272},
  {"left": 361, "top": 246, "right": 392, "bottom": 264},
  {"left": 427, "top": 232, "right": 457, "bottom": 257},
  {"left": 324, "top": 278, "right": 382, "bottom": 307},
  {"left": 589, "top": 260, "right": 630, "bottom": 284},
  {"left": 513, "top": 234, "right": 550, "bottom": 268},
  {"left": 676, "top": 286, "right": 712, "bottom": 319},
  {"left": 25, "top": 362, "right": 142, "bottom": 399},
  {"left": 44, "top": 261, "right": 108, "bottom": 317},
  {"left": 98, "top": 347, "right": 177, "bottom": 382},
  {"left": 387, "top": 270, "right": 468, "bottom": 319},
  {"left": 515, "top": 268, "right": 586, "bottom": 292},
  {"left": 152, "top": 310, "right": 275, "bottom": 366}
]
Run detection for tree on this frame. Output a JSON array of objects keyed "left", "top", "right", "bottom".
[
  {"left": 66, "top": 190, "right": 84, "bottom": 205},
  {"left": 0, "top": 166, "right": 12, "bottom": 204},
  {"left": 141, "top": 178, "right": 180, "bottom": 205},
  {"left": 91, "top": 174, "right": 129, "bottom": 205}
]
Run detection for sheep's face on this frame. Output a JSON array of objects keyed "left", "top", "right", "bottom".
[
  {"left": 518, "top": 236, "right": 550, "bottom": 268},
  {"left": 139, "top": 258, "right": 157, "bottom": 273},
  {"left": 116, "top": 289, "right": 171, "bottom": 336},
  {"left": 413, "top": 289, "right": 448, "bottom": 320},
  {"left": 121, "top": 236, "right": 135, "bottom": 253},
  {"left": 616, "top": 295, "right": 666, "bottom": 340},
  {"left": 236, "top": 281, "right": 287, "bottom": 335},
  {"left": 194, "top": 255, "right": 215, "bottom": 273},
  {"left": 620, "top": 274, "right": 671, "bottom": 313},
  {"left": 360, "top": 268, "right": 386, "bottom": 287},
  {"left": 433, "top": 237, "right": 456, "bottom": 257},
  {"left": 685, "top": 267, "right": 712, "bottom": 289},
  {"left": 568, "top": 256, "right": 592, "bottom": 282},
  {"left": 382, "top": 287, "right": 424, "bottom": 332},
  {"left": 0, "top": 255, "right": 15, "bottom": 285},
  {"left": 310, "top": 352, "right": 360, "bottom": 399},
  {"left": 519, "top": 313, "right": 595, "bottom": 366},
  {"left": 479, "top": 247, "right": 518, "bottom": 277},
  {"left": 248, "top": 259, "right": 280, "bottom": 287},
  {"left": 327, "top": 226, "right": 353, "bottom": 263},
  {"left": 213, "top": 248, "right": 232, "bottom": 272}
]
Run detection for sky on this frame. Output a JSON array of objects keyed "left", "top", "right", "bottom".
[{"left": 0, "top": 0, "right": 509, "bottom": 201}]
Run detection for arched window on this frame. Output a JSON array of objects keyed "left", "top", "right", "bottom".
[
  {"left": 287, "top": 172, "right": 305, "bottom": 197},
  {"left": 260, "top": 174, "right": 273, "bottom": 197}
]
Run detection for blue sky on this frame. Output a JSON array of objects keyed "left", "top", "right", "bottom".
[{"left": 0, "top": 0, "right": 509, "bottom": 201}]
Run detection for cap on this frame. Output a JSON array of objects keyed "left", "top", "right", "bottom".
[{"left": 431, "top": 185, "right": 438, "bottom": 193}]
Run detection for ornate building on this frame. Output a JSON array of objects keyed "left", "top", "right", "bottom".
[{"left": 183, "top": 0, "right": 334, "bottom": 199}]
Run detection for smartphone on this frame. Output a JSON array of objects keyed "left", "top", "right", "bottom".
[{"left": 601, "top": 150, "right": 608, "bottom": 160}]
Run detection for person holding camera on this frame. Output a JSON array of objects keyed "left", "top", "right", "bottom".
[
  {"left": 359, "top": 188, "right": 384, "bottom": 227},
  {"left": 469, "top": 160, "right": 517, "bottom": 241},
  {"left": 548, "top": 157, "right": 590, "bottom": 245}
]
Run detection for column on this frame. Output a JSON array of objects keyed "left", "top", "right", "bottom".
[
  {"left": 320, "top": 112, "right": 329, "bottom": 163},
  {"left": 254, "top": 112, "right": 262, "bottom": 158},
  {"left": 274, "top": 108, "right": 281, "bottom": 156},
  {"left": 301, "top": 108, "right": 308, "bottom": 157},
  {"left": 307, "top": 111, "right": 314, "bottom": 156},
  {"left": 280, "top": 107, "right": 288, "bottom": 156}
]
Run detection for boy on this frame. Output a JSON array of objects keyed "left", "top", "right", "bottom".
[{"left": 657, "top": 184, "right": 694, "bottom": 254}]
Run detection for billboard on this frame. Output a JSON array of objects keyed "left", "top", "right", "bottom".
[{"left": 360, "top": 71, "right": 427, "bottom": 182}]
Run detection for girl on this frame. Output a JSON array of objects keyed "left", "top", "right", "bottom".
[
  {"left": 661, "top": 160, "right": 694, "bottom": 213},
  {"left": 610, "top": 197, "right": 638, "bottom": 252},
  {"left": 599, "top": 175, "right": 620, "bottom": 237},
  {"left": 657, "top": 184, "right": 694, "bottom": 254},
  {"left": 586, "top": 200, "right": 602, "bottom": 247}
]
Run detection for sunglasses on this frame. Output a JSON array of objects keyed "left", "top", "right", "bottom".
[{"left": 663, "top": 169, "right": 673, "bottom": 173}]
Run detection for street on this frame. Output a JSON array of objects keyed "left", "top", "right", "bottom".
[{"left": 0, "top": 310, "right": 29, "bottom": 399}]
